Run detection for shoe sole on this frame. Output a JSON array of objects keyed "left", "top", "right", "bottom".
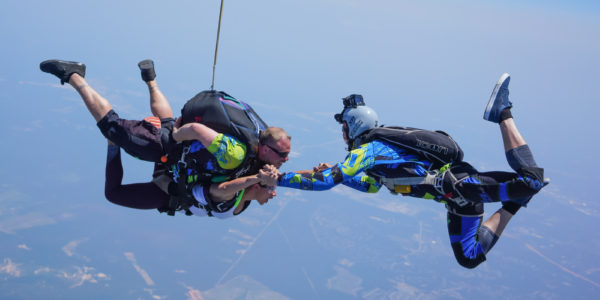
[
  {"left": 138, "top": 59, "right": 154, "bottom": 70},
  {"left": 40, "top": 59, "right": 85, "bottom": 72},
  {"left": 483, "top": 73, "right": 510, "bottom": 121},
  {"left": 40, "top": 59, "right": 86, "bottom": 84}
]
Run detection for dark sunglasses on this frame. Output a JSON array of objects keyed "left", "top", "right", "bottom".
[
  {"left": 258, "top": 183, "right": 276, "bottom": 192},
  {"left": 266, "top": 144, "right": 289, "bottom": 158}
]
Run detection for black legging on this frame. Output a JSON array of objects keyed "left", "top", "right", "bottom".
[{"left": 104, "top": 145, "right": 169, "bottom": 209}]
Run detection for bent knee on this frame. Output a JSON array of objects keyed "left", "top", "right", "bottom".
[
  {"left": 451, "top": 243, "right": 486, "bottom": 269},
  {"left": 455, "top": 256, "right": 484, "bottom": 269},
  {"left": 104, "top": 188, "right": 121, "bottom": 205}
]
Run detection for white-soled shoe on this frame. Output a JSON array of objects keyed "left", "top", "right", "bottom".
[{"left": 483, "top": 73, "right": 512, "bottom": 123}]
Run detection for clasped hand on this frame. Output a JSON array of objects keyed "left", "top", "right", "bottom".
[{"left": 257, "top": 164, "right": 279, "bottom": 187}]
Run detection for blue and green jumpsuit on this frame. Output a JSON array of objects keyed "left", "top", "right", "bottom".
[{"left": 277, "top": 139, "right": 545, "bottom": 268}]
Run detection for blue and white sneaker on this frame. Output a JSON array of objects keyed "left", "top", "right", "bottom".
[{"left": 483, "top": 73, "right": 512, "bottom": 123}]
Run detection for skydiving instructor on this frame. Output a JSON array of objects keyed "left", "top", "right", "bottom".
[{"left": 276, "top": 73, "right": 548, "bottom": 268}]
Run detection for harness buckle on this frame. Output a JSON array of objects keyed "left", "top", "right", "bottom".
[
  {"left": 178, "top": 145, "right": 190, "bottom": 169},
  {"left": 433, "top": 170, "right": 445, "bottom": 195}
]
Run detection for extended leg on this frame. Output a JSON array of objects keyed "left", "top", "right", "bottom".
[
  {"left": 105, "top": 141, "right": 169, "bottom": 209},
  {"left": 500, "top": 118, "right": 526, "bottom": 152},
  {"left": 69, "top": 74, "right": 113, "bottom": 121},
  {"left": 138, "top": 59, "right": 173, "bottom": 119},
  {"left": 479, "top": 73, "right": 545, "bottom": 254},
  {"left": 483, "top": 73, "right": 540, "bottom": 170},
  {"left": 40, "top": 60, "right": 112, "bottom": 121}
]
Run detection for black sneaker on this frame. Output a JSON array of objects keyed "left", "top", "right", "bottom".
[
  {"left": 138, "top": 59, "right": 156, "bottom": 82},
  {"left": 39, "top": 59, "right": 86, "bottom": 85}
]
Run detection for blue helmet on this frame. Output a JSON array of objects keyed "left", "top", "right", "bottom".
[{"left": 334, "top": 94, "right": 379, "bottom": 140}]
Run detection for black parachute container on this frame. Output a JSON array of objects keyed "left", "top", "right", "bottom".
[
  {"left": 181, "top": 90, "right": 267, "bottom": 152},
  {"left": 356, "top": 126, "right": 464, "bottom": 169}
]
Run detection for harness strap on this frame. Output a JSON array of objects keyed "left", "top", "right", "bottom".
[
  {"left": 166, "top": 145, "right": 192, "bottom": 216},
  {"left": 234, "top": 189, "right": 245, "bottom": 208},
  {"left": 380, "top": 163, "right": 471, "bottom": 207},
  {"left": 380, "top": 172, "right": 438, "bottom": 192}
]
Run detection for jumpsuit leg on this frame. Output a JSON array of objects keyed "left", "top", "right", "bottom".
[{"left": 105, "top": 144, "right": 169, "bottom": 209}]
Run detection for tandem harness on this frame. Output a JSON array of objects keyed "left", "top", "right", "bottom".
[
  {"left": 163, "top": 90, "right": 268, "bottom": 216},
  {"left": 165, "top": 144, "right": 196, "bottom": 216},
  {"left": 163, "top": 150, "right": 247, "bottom": 217}
]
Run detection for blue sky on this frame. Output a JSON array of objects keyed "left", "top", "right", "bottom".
[{"left": 1, "top": 1, "right": 599, "bottom": 299}]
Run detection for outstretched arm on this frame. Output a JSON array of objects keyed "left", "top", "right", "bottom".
[
  {"left": 210, "top": 175, "right": 261, "bottom": 202},
  {"left": 277, "top": 144, "right": 378, "bottom": 192},
  {"left": 342, "top": 175, "right": 380, "bottom": 193},
  {"left": 209, "top": 165, "right": 278, "bottom": 202}
]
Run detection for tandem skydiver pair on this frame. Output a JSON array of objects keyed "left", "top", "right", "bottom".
[{"left": 40, "top": 59, "right": 290, "bottom": 218}]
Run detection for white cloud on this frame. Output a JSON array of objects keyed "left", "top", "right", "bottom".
[
  {"left": 62, "top": 238, "right": 88, "bottom": 258},
  {"left": 326, "top": 265, "right": 362, "bottom": 296},
  {"left": 184, "top": 285, "right": 203, "bottom": 300},
  {"left": 281, "top": 189, "right": 302, "bottom": 198},
  {"left": 339, "top": 258, "right": 355, "bottom": 267},
  {"left": 34, "top": 267, "right": 51, "bottom": 275},
  {"left": 0, "top": 212, "right": 56, "bottom": 234},
  {"left": 0, "top": 258, "right": 22, "bottom": 277},
  {"left": 57, "top": 266, "right": 108, "bottom": 288},
  {"left": 288, "top": 150, "right": 301, "bottom": 159},
  {"left": 369, "top": 216, "right": 391, "bottom": 223},
  {"left": 124, "top": 252, "right": 155, "bottom": 286},
  {"left": 143, "top": 288, "right": 166, "bottom": 300},
  {"left": 228, "top": 228, "right": 253, "bottom": 240},
  {"left": 34, "top": 265, "right": 109, "bottom": 288},
  {"left": 199, "top": 275, "right": 291, "bottom": 299},
  {"left": 17, "top": 244, "right": 31, "bottom": 251},
  {"left": 391, "top": 280, "right": 422, "bottom": 298}
]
